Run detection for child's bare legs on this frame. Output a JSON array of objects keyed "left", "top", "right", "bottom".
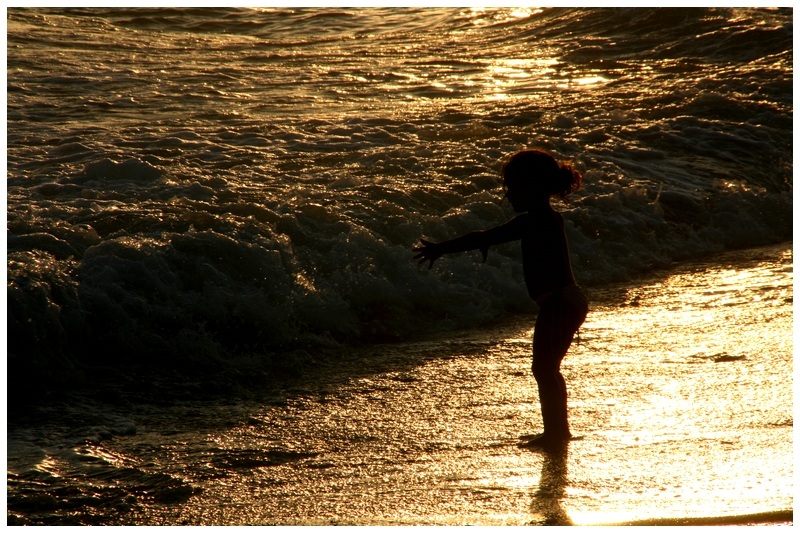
[
  {"left": 523, "top": 287, "right": 588, "bottom": 447},
  {"left": 535, "top": 368, "right": 570, "bottom": 439}
]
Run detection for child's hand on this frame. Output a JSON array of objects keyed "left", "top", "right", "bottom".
[{"left": 413, "top": 239, "right": 443, "bottom": 269}]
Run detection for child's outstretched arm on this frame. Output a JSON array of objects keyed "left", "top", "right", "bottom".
[
  {"left": 413, "top": 217, "right": 526, "bottom": 269},
  {"left": 413, "top": 232, "right": 489, "bottom": 269}
]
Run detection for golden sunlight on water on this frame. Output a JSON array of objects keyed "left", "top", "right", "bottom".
[
  {"left": 117, "top": 244, "right": 791, "bottom": 525},
  {"left": 468, "top": 7, "right": 543, "bottom": 26},
  {"left": 564, "top": 244, "right": 792, "bottom": 525}
]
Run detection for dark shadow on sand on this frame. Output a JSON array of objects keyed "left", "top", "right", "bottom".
[{"left": 527, "top": 444, "right": 573, "bottom": 526}]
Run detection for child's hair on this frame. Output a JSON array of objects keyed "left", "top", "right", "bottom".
[{"left": 501, "top": 149, "right": 583, "bottom": 201}]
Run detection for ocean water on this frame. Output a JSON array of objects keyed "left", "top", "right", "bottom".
[
  {"left": 7, "top": 7, "right": 792, "bottom": 388},
  {"left": 5, "top": 7, "right": 793, "bottom": 525}
]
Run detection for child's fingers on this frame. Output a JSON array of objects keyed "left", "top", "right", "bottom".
[{"left": 412, "top": 239, "right": 438, "bottom": 269}]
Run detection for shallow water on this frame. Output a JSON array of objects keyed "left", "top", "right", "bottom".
[{"left": 7, "top": 242, "right": 792, "bottom": 525}]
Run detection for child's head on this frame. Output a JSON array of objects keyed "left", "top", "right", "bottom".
[{"left": 501, "top": 149, "right": 582, "bottom": 204}]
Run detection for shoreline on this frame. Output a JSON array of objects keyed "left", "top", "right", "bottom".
[
  {"left": 603, "top": 509, "right": 793, "bottom": 526},
  {"left": 8, "top": 240, "right": 793, "bottom": 417}
]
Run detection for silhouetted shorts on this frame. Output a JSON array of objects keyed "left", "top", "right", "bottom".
[{"left": 532, "top": 284, "right": 588, "bottom": 376}]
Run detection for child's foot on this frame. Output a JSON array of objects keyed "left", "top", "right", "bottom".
[{"left": 517, "top": 432, "right": 571, "bottom": 450}]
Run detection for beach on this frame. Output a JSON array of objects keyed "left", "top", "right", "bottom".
[
  {"left": 8, "top": 242, "right": 792, "bottom": 525},
  {"left": 7, "top": 8, "right": 793, "bottom": 525}
]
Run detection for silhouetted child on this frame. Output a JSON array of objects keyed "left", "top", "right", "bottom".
[{"left": 413, "top": 149, "right": 588, "bottom": 449}]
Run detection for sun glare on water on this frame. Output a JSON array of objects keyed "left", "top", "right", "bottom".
[{"left": 123, "top": 246, "right": 793, "bottom": 526}]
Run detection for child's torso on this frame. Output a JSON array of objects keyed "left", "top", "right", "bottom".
[{"left": 519, "top": 209, "right": 577, "bottom": 301}]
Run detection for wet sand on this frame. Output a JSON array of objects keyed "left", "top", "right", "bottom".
[{"left": 7, "top": 243, "right": 793, "bottom": 525}]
